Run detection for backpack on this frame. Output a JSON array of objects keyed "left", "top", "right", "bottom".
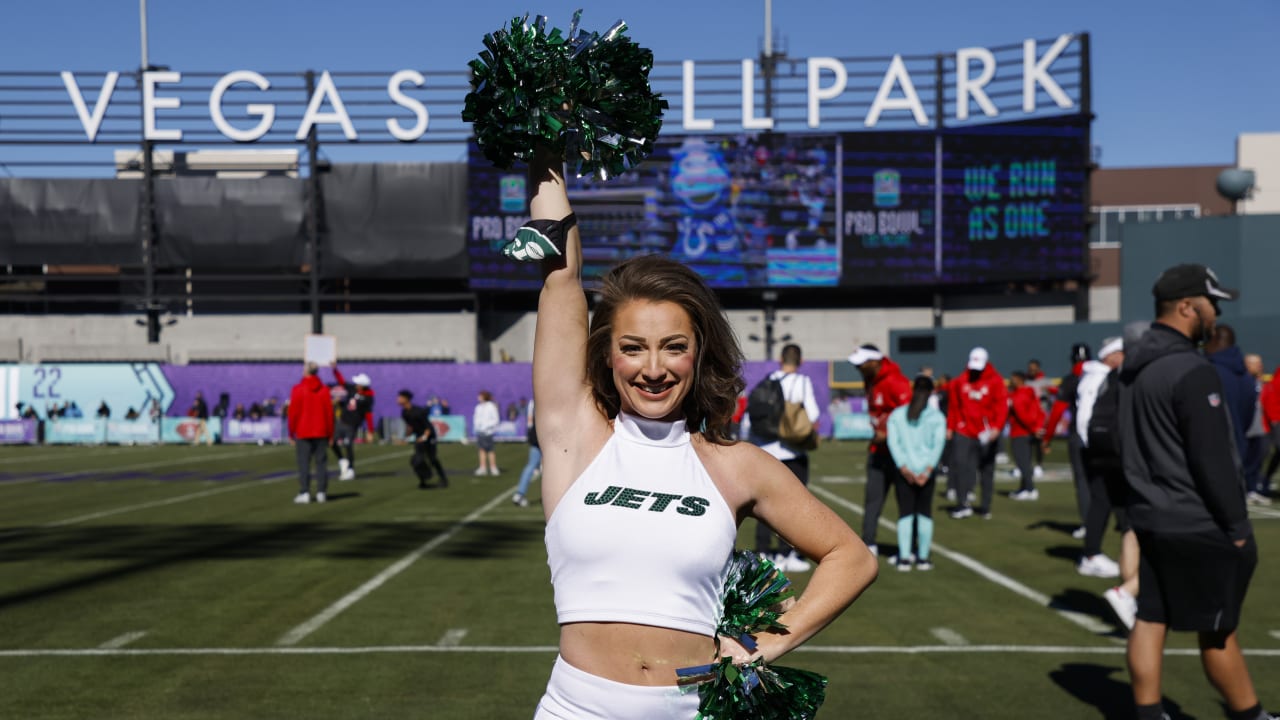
[
  {"left": 746, "top": 376, "right": 785, "bottom": 442},
  {"left": 1086, "top": 369, "right": 1121, "bottom": 461}
]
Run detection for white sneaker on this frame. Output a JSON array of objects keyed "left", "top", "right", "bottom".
[
  {"left": 966, "top": 491, "right": 976, "bottom": 503},
  {"left": 294, "top": 492, "right": 311, "bottom": 505},
  {"left": 315, "top": 492, "right": 327, "bottom": 504},
  {"left": 915, "top": 560, "right": 933, "bottom": 571},
  {"left": 1033, "top": 465, "right": 1044, "bottom": 479},
  {"left": 1246, "top": 490, "right": 1273, "bottom": 506},
  {"left": 490, "top": 467, "right": 501, "bottom": 476},
  {"left": 1009, "top": 467, "right": 1022, "bottom": 479},
  {"left": 338, "top": 458, "right": 350, "bottom": 474},
  {"left": 1077, "top": 553, "right": 1120, "bottom": 578},
  {"left": 1011, "top": 489, "right": 1039, "bottom": 501},
  {"left": 782, "top": 552, "right": 812, "bottom": 573},
  {"left": 1103, "top": 586, "right": 1137, "bottom": 630},
  {"left": 512, "top": 493, "right": 529, "bottom": 507},
  {"left": 474, "top": 468, "right": 487, "bottom": 476},
  {"left": 866, "top": 543, "right": 879, "bottom": 558},
  {"left": 897, "top": 559, "right": 913, "bottom": 572},
  {"left": 950, "top": 507, "right": 974, "bottom": 519},
  {"left": 945, "top": 488, "right": 957, "bottom": 502},
  {"left": 339, "top": 468, "right": 356, "bottom": 481},
  {"left": 1071, "top": 526, "right": 1086, "bottom": 539}
]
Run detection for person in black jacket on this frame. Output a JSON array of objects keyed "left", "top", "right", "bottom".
[
  {"left": 398, "top": 390, "right": 448, "bottom": 490},
  {"left": 1118, "top": 263, "right": 1273, "bottom": 720},
  {"left": 331, "top": 368, "right": 375, "bottom": 481}
]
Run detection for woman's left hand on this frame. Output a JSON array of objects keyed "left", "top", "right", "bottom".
[{"left": 716, "top": 634, "right": 763, "bottom": 665}]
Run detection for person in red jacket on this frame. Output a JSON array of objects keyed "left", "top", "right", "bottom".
[
  {"left": 850, "top": 344, "right": 913, "bottom": 555},
  {"left": 288, "top": 362, "right": 335, "bottom": 504},
  {"left": 1043, "top": 343, "right": 1093, "bottom": 536},
  {"left": 1007, "top": 371, "right": 1046, "bottom": 500},
  {"left": 947, "top": 347, "right": 1008, "bottom": 519},
  {"left": 1263, "top": 366, "right": 1280, "bottom": 494}
]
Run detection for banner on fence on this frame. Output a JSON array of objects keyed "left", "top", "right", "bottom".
[
  {"left": 161, "top": 417, "right": 214, "bottom": 444},
  {"left": 0, "top": 419, "right": 37, "bottom": 444},
  {"left": 45, "top": 418, "right": 106, "bottom": 444},
  {"left": 832, "top": 413, "right": 874, "bottom": 440},
  {"left": 224, "top": 417, "right": 283, "bottom": 444},
  {"left": 106, "top": 420, "right": 160, "bottom": 445}
]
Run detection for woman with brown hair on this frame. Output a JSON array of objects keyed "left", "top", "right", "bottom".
[{"left": 523, "top": 146, "right": 877, "bottom": 718}]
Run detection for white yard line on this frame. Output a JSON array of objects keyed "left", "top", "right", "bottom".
[
  {"left": 98, "top": 631, "right": 148, "bottom": 649},
  {"left": 810, "top": 485, "right": 1115, "bottom": 635},
  {"left": 0, "top": 644, "right": 1276, "bottom": 658},
  {"left": 276, "top": 487, "right": 515, "bottom": 647},
  {"left": 436, "top": 629, "right": 469, "bottom": 647},
  {"left": 929, "top": 627, "right": 969, "bottom": 646}
]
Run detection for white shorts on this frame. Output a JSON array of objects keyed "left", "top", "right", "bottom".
[{"left": 533, "top": 655, "right": 701, "bottom": 720}]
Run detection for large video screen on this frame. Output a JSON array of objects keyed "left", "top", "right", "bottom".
[
  {"left": 466, "top": 115, "right": 1087, "bottom": 290},
  {"left": 840, "top": 129, "right": 939, "bottom": 287},
  {"left": 939, "top": 116, "right": 1088, "bottom": 284},
  {"left": 466, "top": 134, "right": 839, "bottom": 290}
]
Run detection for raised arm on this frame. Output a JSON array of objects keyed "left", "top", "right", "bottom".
[{"left": 529, "top": 148, "right": 610, "bottom": 518}]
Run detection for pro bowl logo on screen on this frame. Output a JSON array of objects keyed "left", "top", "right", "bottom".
[
  {"left": 499, "top": 175, "right": 526, "bottom": 213},
  {"left": 670, "top": 138, "right": 730, "bottom": 211},
  {"left": 874, "top": 169, "right": 901, "bottom": 208}
]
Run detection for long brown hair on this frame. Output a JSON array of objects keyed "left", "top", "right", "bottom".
[{"left": 585, "top": 254, "right": 744, "bottom": 445}]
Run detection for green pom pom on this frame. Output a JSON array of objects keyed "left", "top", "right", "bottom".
[
  {"left": 718, "top": 550, "right": 796, "bottom": 639},
  {"left": 461, "top": 11, "right": 668, "bottom": 180},
  {"left": 693, "top": 657, "right": 828, "bottom": 720}
]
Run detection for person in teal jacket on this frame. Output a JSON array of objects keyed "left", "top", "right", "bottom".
[{"left": 887, "top": 375, "right": 948, "bottom": 570}]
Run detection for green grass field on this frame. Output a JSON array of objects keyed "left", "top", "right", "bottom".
[{"left": 1, "top": 439, "right": 1276, "bottom": 719}]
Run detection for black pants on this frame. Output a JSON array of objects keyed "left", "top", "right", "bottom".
[
  {"left": 862, "top": 451, "right": 900, "bottom": 545},
  {"left": 952, "top": 434, "right": 997, "bottom": 513},
  {"left": 1010, "top": 435, "right": 1035, "bottom": 492},
  {"left": 894, "top": 472, "right": 936, "bottom": 518},
  {"left": 756, "top": 454, "right": 808, "bottom": 556},
  {"left": 1243, "top": 433, "right": 1266, "bottom": 495},
  {"left": 332, "top": 423, "right": 358, "bottom": 467},
  {"left": 1067, "top": 433, "right": 1089, "bottom": 525},
  {"left": 411, "top": 440, "right": 448, "bottom": 485},
  {"left": 295, "top": 438, "right": 328, "bottom": 494}
]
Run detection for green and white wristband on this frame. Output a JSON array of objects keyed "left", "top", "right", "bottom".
[{"left": 502, "top": 213, "right": 577, "bottom": 262}]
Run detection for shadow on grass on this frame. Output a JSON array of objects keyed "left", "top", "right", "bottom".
[
  {"left": 0, "top": 520, "right": 542, "bottom": 609},
  {"left": 1049, "top": 588, "right": 1127, "bottom": 639},
  {"left": 1048, "top": 663, "right": 1194, "bottom": 719},
  {"left": 1027, "top": 519, "right": 1085, "bottom": 537}
]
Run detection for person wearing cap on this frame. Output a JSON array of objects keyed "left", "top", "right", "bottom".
[
  {"left": 850, "top": 343, "right": 913, "bottom": 555},
  {"left": 1119, "top": 264, "right": 1273, "bottom": 720},
  {"left": 946, "top": 347, "right": 1008, "bottom": 519},
  {"left": 885, "top": 375, "right": 947, "bottom": 571},
  {"left": 1072, "top": 337, "right": 1126, "bottom": 581},
  {"left": 331, "top": 367, "right": 375, "bottom": 481}
]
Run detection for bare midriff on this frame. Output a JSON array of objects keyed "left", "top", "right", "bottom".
[{"left": 558, "top": 622, "right": 717, "bottom": 686}]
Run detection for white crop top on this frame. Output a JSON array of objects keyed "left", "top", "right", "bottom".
[{"left": 545, "top": 412, "right": 738, "bottom": 636}]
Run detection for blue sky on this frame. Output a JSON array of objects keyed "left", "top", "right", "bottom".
[{"left": 2, "top": 0, "right": 1276, "bottom": 170}]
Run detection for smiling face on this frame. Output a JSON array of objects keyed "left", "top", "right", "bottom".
[{"left": 608, "top": 300, "right": 697, "bottom": 422}]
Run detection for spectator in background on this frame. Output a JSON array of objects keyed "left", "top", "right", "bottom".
[
  {"left": 1243, "top": 354, "right": 1270, "bottom": 505},
  {"left": 473, "top": 390, "right": 501, "bottom": 476},
  {"left": 849, "top": 343, "right": 912, "bottom": 557},
  {"left": 190, "top": 392, "right": 209, "bottom": 420},
  {"left": 1074, "top": 337, "right": 1125, "bottom": 580},
  {"left": 331, "top": 368, "right": 375, "bottom": 482},
  {"left": 398, "top": 390, "right": 449, "bottom": 489},
  {"left": 512, "top": 398, "right": 540, "bottom": 507},
  {"left": 213, "top": 392, "right": 230, "bottom": 420},
  {"left": 1007, "top": 371, "right": 1046, "bottom": 501},
  {"left": 288, "top": 362, "right": 334, "bottom": 505},
  {"left": 262, "top": 397, "right": 279, "bottom": 417},
  {"left": 749, "top": 342, "right": 822, "bottom": 573},
  {"left": 248, "top": 402, "right": 264, "bottom": 421},
  {"left": 1026, "top": 358, "right": 1050, "bottom": 478},
  {"left": 1204, "top": 325, "right": 1256, "bottom": 465},
  {"left": 947, "top": 347, "right": 1008, "bottom": 519},
  {"left": 124, "top": 406, "right": 140, "bottom": 421},
  {"left": 149, "top": 399, "right": 162, "bottom": 423},
  {"left": 96, "top": 400, "right": 110, "bottom": 419},
  {"left": 1044, "top": 343, "right": 1093, "bottom": 539},
  {"left": 887, "top": 375, "right": 947, "bottom": 571},
  {"left": 232, "top": 403, "right": 247, "bottom": 421},
  {"left": 1263, "top": 363, "right": 1280, "bottom": 496}
]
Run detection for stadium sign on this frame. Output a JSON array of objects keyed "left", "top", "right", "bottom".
[{"left": 47, "top": 34, "right": 1078, "bottom": 144}]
